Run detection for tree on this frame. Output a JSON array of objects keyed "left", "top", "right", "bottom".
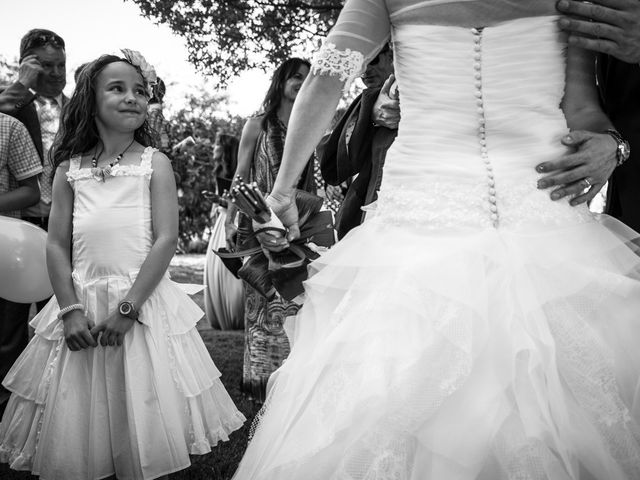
[
  {"left": 0, "top": 55, "right": 19, "bottom": 86},
  {"left": 126, "top": 0, "right": 343, "bottom": 83},
  {"left": 166, "top": 89, "right": 244, "bottom": 252}
]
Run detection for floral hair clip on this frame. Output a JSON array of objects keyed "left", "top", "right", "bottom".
[{"left": 119, "top": 48, "right": 157, "bottom": 97}]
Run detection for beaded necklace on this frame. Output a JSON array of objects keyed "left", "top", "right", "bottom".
[{"left": 90, "top": 138, "right": 136, "bottom": 181}]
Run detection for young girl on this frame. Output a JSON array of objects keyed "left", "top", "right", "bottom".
[{"left": 0, "top": 52, "right": 245, "bottom": 480}]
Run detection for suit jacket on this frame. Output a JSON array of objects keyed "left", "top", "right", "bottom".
[
  {"left": 0, "top": 82, "right": 43, "bottom": 162},
  {"left": 319, "top": 88, "right": 397, "bottom": 239},
  {"left": 599, "top": 57, "right": 640, "bottom": 231}
]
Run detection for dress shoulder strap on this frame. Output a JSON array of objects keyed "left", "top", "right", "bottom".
[
  {"left": 68, "top": 154, "right": 82, "bottom": 171},
  {"left": 140, "top": 146, "right": 157, "bottom": 169}
]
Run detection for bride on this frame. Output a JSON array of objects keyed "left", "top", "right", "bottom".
[{"left": 233, "top": 1, "right": 640, "bottom": 479}]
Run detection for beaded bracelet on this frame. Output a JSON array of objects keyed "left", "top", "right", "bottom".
[{"left": 57, "top": 303, "right": 84, "bottom": 320}]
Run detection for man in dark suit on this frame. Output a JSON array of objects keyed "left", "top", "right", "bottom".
[
  {"left": 535, "top": 1, "right": 639, "bottom": 231},
  {"left": 0, "top": 29, "right": 66, "bottom": 415},
  {"left": 318, "top": 44, "right": 399, "bottom": 239},
  {"left": 0, "top": 28, "right": 67, "bottom": 231}
]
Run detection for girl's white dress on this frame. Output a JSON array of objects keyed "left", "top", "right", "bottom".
[
  {"left": 233, "top": 2, "right": 640, "bottom": 479},
  {"left": 0, "top": 147, "right": 245, "bottom": 480}
]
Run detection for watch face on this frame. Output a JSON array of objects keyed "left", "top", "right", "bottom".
[{"left": 120, "top": 303, "right": 132, "bottom": 315}]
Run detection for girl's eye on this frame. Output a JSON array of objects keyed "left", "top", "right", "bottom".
[
  {"left": 136, "top": 88, "right": 146, "bottom": 95},
  {"left": 111, "top": 85, "right": 123, "bottom": 92}
]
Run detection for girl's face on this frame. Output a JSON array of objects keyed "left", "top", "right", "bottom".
[
  {"left": 213, "top": 134, "right": 223, "bottom": 161},
  {"left": 282, "top": 64, "right": 309, "bottom": 103},
  {"left": 94, "top": 61, "right": 148, "bottom": 134}
]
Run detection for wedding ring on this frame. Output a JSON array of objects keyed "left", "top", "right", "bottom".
[{"left": 583, "top": 178, "right": 592, "bottom": 188}]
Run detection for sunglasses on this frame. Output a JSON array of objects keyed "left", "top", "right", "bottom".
[{"left": 26, "top": 34, "right": 65, "bottom": 51}]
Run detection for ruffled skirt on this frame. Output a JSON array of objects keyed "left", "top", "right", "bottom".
[
  {"left": 234, "top": 212, "right": 640, "bottom": 480},
  {"left": 0, "top": 273, "right": 245, "bottom": 480}
]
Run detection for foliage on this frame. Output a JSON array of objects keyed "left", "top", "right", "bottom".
[
  {"left": 0, "top": 54, "right": 19, "bottom": 86},
  {"left": 127, "top": 0, "right": 343, "bottom": 84},
  {"left": 166, "top": 91, "right": 245, "bottom": 253}
]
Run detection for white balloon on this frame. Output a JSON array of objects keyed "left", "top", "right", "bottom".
[{"left": 0, "top": 216, "right": 53, "bottom": 303}]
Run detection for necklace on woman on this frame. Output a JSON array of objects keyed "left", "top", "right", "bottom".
[{"left": 91, "top": 138, "right": 136, "bottom": 182}]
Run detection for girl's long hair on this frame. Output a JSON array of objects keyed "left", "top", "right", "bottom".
[
  {"left": 259, "top": 57, "right": 310, "bottom": 130},
  {"left": 51, "top": 55, "right": 155, "bottom": 170}
]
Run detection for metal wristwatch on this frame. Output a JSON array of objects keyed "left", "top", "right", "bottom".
[
  {"left": 605, "top": 129, "right": 631, "bottom": 167},
  {"left": 118, "top": 300, "right": 140, "bottom": 322}
]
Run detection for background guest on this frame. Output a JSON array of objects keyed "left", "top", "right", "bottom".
[
  {"left": 0, "top": 28, "right": 67, "bottom": 233},
  {"left": 225, "top": 57, "right": 315, "bottom": 402},
  {"left": 535, "top": 0, "right": 639, "bottom": 231},
  {"left": 0, "top": 112, "right": 42, "bottom": 416},
  {"left": 0, "top": 28, "right": 66, "bottom": 416},
  {"left": 212, "top": 131, "right": 238, "bottom": 194},
  {"left": 204, "top": 132, "right": 244, "bottom": 331},
  {"left": 73, "top": 62, "right": 89, "bottom": 83},
  {"left": 148, "top": 76, "right": 169, "bottom": 150},
  {"left": 318, "top": 43, "right": 398, "bottom": 238}
]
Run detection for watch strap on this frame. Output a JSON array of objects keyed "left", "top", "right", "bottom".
[
  {"left": 604, "top": 129, "right": 631, "bottom": 167},
  {"left": 118, "top": 300, "right": 141, "bottom": 322}
]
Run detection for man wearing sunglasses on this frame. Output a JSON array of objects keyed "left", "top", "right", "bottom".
[
  {"left": 0, "top": 29, "right": 67, "bottom": 232},
  {"left": 319, "top": 43, "right": 400, "bottom": 239},
  {"left": 0, "top": 29, "right": 67, "bottom": 415}
]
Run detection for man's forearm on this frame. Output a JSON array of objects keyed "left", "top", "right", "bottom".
[{"left": 0, "top": 185, "right": 40, "bottom": 213}]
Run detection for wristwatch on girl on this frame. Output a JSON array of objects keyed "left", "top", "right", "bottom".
[
  {"left": 605, "top": 129, "right": 631, "bottom": 167},
  {"left": 118, "top": 300, "right": 140, "bottom": 322}
]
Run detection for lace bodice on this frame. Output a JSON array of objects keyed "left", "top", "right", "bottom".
[
  {"left": 66, "top": 147, "right": 156, "bottom": 280},
  {"left": 313, "top": 6, "right": 595, "bottom": 231}
]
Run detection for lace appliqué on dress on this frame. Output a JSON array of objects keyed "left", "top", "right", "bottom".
[
  {"left": 374, "top": 180, "right": 595, "bottom": 231},
  {"left": 311, "top": 42, "right": 365, "bottom": 93},
  {"left": 66, "top": 147, "right": 155, "bottom": 183},
  {"left": 547, "top": 298, "right": 640, "bottom": 477},
  {"left": 66, "top": 163, "right": 153, "bottom": 182}
]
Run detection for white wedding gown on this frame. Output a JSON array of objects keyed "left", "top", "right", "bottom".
[{"left": 233, "top": 1, "right": 640, "bottom": 479}]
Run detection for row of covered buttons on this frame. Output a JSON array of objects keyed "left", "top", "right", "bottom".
[{"left": 472, "top": 27, "right": 499, "bottom": 229}]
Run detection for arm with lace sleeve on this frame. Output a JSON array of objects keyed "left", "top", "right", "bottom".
[
  {"left": 271, "top": 0, "right": 390, "bottom": 201},
  {"left": 312, "top": 0, "right": 391, "bottom": 90}
]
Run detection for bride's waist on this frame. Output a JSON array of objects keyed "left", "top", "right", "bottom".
[{"left": 372, "top": 178, "right": 594, "bottom": 231}]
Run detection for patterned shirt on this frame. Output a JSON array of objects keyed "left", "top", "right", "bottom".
[
  {"left": 0, "top": 112, "right": 43, "bottom": 218},
  {"left": 22, "top": 94, "right": 62, "bottom": 217}
]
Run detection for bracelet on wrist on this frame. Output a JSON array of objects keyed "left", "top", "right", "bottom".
[{"left": 57, "top": 303, "right": 84, "bottom": 320}]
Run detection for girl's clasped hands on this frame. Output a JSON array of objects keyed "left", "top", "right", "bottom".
[{"left": 62, "top": 309, "right": 135, "bottom": 350}]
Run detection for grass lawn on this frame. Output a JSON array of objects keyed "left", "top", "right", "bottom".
[{"left": 0, "top": 255, "right": 260, "bottom": 480}]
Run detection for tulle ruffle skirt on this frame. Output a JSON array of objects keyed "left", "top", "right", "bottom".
[
  {"left": 234, "top": 213, "right": 640, "bottom": 480},
  {"left": 0, "top": 274, "right": 245, "bottom": 480}
]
